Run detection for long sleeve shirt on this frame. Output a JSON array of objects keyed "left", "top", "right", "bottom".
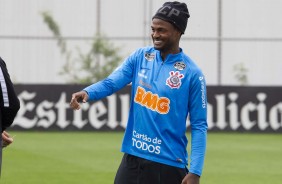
[
  {"left": 84, "top": 47, "right": 208, "bottom": 176},
  {"left": 0, "top": 57, "right": 20, "bottom": 132}
]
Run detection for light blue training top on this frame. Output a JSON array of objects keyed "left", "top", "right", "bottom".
[{"left": 84, "top": 46, "right": 208, "bottom": 176}]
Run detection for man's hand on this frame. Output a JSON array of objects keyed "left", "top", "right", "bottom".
[
  {"left": 181, "top": 173, "right": 200, "bottom": 184},
  {"left": 69, "top": 91, "right": 89, "bottom": 110},
  {"left": 2, "top": 131, "right": 14, "bottom": 148}
]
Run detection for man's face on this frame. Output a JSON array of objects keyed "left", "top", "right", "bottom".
[{"left": 151, "top": 18, "right": 181, "bottom": 53}]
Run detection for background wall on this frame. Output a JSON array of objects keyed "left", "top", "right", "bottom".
[{"left": 0, "top": 0, "right": 282, "bottom": 85}]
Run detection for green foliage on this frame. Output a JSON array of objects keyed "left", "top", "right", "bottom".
[{"left": 41, "top": 11, "right": 122, "bottom": 84}]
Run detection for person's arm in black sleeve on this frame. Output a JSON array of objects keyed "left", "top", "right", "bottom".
[{"left": 0, "top": 57, "right": 20, "bottom": 132}]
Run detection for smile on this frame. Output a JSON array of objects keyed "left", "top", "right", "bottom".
[{"left": 154, "top": 40, "right": 162, "bottom": 45}]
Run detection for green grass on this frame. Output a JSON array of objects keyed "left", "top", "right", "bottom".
[
  {"left": 202, "top": 133, "right": 282, "bottom": 184},
  {"left": 1, "top": 132, "right": 282, "bottom": 184}
]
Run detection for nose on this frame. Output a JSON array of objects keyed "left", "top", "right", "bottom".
[{"left": 152, "top": 31, "right": 160, "bottom": 39}]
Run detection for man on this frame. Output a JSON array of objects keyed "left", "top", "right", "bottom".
[
  {"left": 70, "top": 1, "right": 207, "bottom": 184},
  {"left": 0, "top": 57, "right": 20, "bottom": 174}
]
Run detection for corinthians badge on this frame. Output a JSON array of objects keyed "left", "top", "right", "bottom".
[{"left": 166, "top": 71, "right": 184, "bottom": 89}]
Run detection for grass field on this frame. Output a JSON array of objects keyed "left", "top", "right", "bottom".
[{"left": 1, "top": 132, "right": 282, "bottom": 184}]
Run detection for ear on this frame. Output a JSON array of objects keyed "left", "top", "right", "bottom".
[{"left": 176, "top": 30, "right": 182, "bottom": 38}]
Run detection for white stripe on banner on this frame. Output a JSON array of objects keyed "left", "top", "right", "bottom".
[{"left": 0, "top": 67, "right": 9, "bottom": 107}]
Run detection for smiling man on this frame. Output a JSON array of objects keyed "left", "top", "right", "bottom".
[{"left": 70, "top": 1, "right": 207, "bottom": 184}]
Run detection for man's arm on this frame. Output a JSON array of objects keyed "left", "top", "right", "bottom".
[
  {"left": 2, "top": 131, "right": 14, "bottom": 148},
  {"left": 83, "top": 50, "right": 136, "bottom": 101},
  {"left": 182, "top": 173, "right": 200, "bottom": 184},
  {"left": 0, "top": 57, "right": 20, "bottom": 131},
  {"left": 187, "top": 72, "right": 208, "bottom": 177}
]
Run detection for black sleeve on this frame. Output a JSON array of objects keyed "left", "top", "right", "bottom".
[{"left": 0, "top": 57, "right": 20, "bottom": 131}]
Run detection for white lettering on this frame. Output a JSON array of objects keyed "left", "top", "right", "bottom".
[
  {"left": 241, "top": 103, "right": 256, "bottom": 130},
  {"left": 215, "top": 94, "right": 227, "bottom": 129},
  {"left": 132, "top": 138, "right": 161, "bottom": 154},
  {"left": 88, "top": 101, "right": 107, "bottom": 129},
  {"left": 107, "top": 94, "right": 118, "bottom": 129},
  {"left": 119, "top": 94, "right": 130, "bottom": 128},
  {"left": 11, "top": 87, "right": 282, "bottom": 132},
  {"left": 72, "top": 103, "right": 89, "bottom": 129},
  {"left": 37, "top": 100, "right": 55, "bottom": 128},
  {"left": 132, "top": 131, "right": 162, "bottom": 154},
  {"left": 257, "top": 93, "right": 269, "bottom": 130},
  {"left": 269, "top": 102, "right": 282, "bottom": 130},
  {"left": 13, "top": 91, "right": 38, "bottom": 128},
  {"left": 227, "top": 93, "right": 240, "bottom": 130},
  {"left": 207, "top": 104, "right": 215, "bottom": 129},
  {"left": 55, "top": 93, "right": 70, "bottom": 129}
]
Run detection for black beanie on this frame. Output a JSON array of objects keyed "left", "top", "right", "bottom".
[{"left": 152, "top": 1, "right": 190, "bottom": 34}]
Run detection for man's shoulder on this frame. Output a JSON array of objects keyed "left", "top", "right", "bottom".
[
  {"left": 180, "top": 53, "right": 204, "bottom": 75},
  {"left": 0, "top": 57, "right": 5, "bottom": 65},
  {"left": 130, "top": 46, "right": 156, "bottom": 59},
  {"left": 134, "top": 46, "right": 155, "bottom": 53},
  {"left": 0, "top": 57, "right": 8, "bottom": 70}
]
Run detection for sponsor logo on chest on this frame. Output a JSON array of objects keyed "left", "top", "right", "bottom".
[
  {"left": 134, "top": 86, "right": 170, "bottom": 114},
  {"left": 145, "top": 52, "right": 155, "bottom": 61}
]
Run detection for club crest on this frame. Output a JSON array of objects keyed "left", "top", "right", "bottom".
[
  {"left": 166, "top": 71, "right": 184, "bottom": 89},
  {"left": 174, "top": 62, "right": 186, "bottom": 70},
  {"left": 144, "top": 52, "right": 155, "bottom": 61}
]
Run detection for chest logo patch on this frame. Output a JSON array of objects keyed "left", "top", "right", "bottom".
[
  {"left": 134, "top": 86, "right": 170, "bottom": 114},
  {"left": 174, "top": 62, "right": 186, "bottom": 70},
  {"left": 166, "top": 71, "right": 184, "bottom": 89},
  {"left": 144, "top": 52, "right": 155, "bottom": 61}
]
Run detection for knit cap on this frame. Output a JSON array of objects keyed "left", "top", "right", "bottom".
[{"left": 152, "top": 1, "right": 190, "bottom": 34}]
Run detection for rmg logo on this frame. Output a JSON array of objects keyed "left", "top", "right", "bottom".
[{"left": 134, "top": 86, "right": 170, "bottom": 114}]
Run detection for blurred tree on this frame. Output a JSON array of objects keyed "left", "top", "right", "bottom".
[
  {"left": 233, "top": 62, "right": 248, "bottom": 85},
  {"left": 41, "top": 11, "right": 122, "bottom": 84}
]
